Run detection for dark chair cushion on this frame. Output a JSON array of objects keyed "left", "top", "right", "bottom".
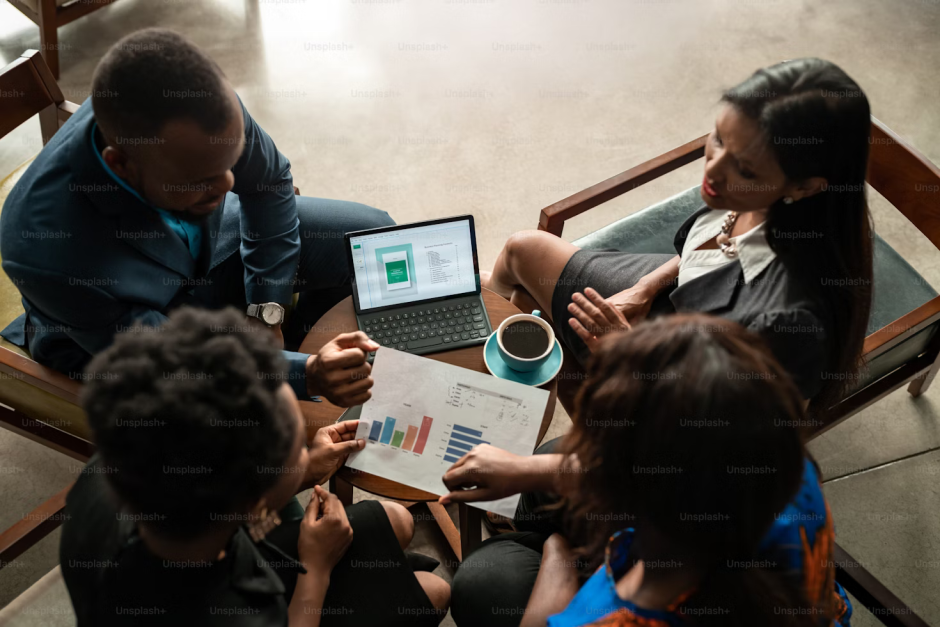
[{"left": 571, "top": 186, "right": 939, "bottom": 392}]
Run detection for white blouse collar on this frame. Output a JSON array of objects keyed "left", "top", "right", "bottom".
[{"left": 685, "top": 210, "right": 776, "bottom": 284}]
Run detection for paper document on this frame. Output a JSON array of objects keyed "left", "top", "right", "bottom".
[{"left": 345, "top": 349, "right": 550, "bottom": 517}]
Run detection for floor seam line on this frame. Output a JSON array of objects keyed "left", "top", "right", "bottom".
[{"left": 822, "top": 446, "right": 940, "bottom": 483}]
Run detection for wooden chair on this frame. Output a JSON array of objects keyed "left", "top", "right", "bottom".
[
  {"left": 3, "top": 0, "right": 121, "bottom": 79},
  {"left": 0, "top": 49, "right": 88, "bottom": 569},
  {"left": 536, "top": 119, "right": 938, "bottom": 626}
]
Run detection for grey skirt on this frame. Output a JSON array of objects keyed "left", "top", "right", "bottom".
[{"left": 550, "top": 250, "right": 677, "bottom": 366}]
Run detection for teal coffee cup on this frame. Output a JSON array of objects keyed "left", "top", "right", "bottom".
[{"left": 496, "top": 310, "right": 555, "bottom": 372}]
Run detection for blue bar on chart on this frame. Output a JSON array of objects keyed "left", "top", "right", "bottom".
[
  {"left": 368, "top": 421, "right": 383, "bottom": 442},
  {"left": 449, "top": 425, "right": 489, "bottom": 447},
  {"left": 444, "top": 424, "right": 489, "bottom": 463},
  {"left": 379, "top": 417, "right": 397, "bottom": 444}
]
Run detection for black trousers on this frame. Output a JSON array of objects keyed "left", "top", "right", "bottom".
[
  {"left": 267, "top": 499, "right": 441, "bottom": 626},
  {"left": 451, "top": 438, "right": 566, "bottom": 627}
]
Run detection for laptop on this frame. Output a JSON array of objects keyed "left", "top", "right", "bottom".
[{"left": 345, "top": 215, "right": 493, "bottom": 362}]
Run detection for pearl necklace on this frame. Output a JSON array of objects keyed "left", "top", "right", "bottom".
[{"left": 715, "top": 211, "right": 739, "bottom": 258}]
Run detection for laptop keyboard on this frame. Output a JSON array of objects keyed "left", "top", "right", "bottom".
[{"left": 360, "top": 298, "right": 489, "bottom": 354}]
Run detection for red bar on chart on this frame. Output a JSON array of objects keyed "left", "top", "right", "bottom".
[
  {"left": 413, "top": 416, "right": 434, "bottom": 454},
  {"left": 402, "top": 425, "right": 419, "bottom": 451}
]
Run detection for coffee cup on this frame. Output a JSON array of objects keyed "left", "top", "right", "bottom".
[{"left": 495, "top": 310, "right": 555, "bottom": 372}]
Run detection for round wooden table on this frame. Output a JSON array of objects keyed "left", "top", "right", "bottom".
[{"left": 298, "top": 288, "right": 558, "bottom": 559}]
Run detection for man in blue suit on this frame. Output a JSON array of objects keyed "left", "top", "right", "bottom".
[{"left": 0, "top": 29, "right": 391, "bottom": 406}]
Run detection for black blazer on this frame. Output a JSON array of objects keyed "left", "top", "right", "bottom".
[{"left": 663, "top": 207, "right": 831, "bottom": 399}]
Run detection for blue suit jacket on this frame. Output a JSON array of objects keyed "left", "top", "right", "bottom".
[{"left": 0, "top": 98, "right": 312, "bottom": 397}]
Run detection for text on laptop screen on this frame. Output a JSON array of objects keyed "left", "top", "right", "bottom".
[{"left": 350, "top": 220, "right": 476, "bottom": 311}]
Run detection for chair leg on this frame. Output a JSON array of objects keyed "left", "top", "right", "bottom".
[
  {"left": 458, "top": 503, "right": 482, "bottom": 558},
  {"left": 908, "top": 370, "right": 935, "bottom": 397},
  {"left": 37, "top": 0, "right": 59, "bottom": 79},
  {"left": 328, "top": 474, "right": 354, "bottom": 506}
]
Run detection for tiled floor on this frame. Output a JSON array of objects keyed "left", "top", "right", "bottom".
[{"left": 2, "top": 0, "right": 940, "bottom": 624}]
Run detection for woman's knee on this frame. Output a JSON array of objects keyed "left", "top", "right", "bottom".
[
  {"left": 380, "top": 501, "right": 414, "bottom": 550},
  {"left": 451, "top": 538, "right": 541, "bottom": 626},
  {"left": 415, "top": 571, "right": 451, "bottom": 615},
  {"left": 503, "top": 230, "right": 551, "bottom": 271}
]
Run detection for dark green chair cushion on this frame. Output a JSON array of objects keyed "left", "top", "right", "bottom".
[{"left": 571, "top": 186, "right": 939, "bottom": 393}]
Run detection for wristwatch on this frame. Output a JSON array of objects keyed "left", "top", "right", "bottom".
[{"left": 247, "top": 303, "right": 285, "bottom": 327}]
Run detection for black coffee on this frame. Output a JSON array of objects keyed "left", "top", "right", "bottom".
[{"left": 502, "top": 321, "right": 550, "bottom": 358}]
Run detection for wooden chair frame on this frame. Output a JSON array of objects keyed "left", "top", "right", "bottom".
[
  {"left": 0, "top": 49, "right": 933, "bottom": 624},
  {"left": 0, "top": 49, "right": 86, "bottom": 570},
  {"left": 4, "top": 0, "right": 120, "bottom": 78},
  {"left": 537, "top": 119, "right": 939, "bottom": 626}
]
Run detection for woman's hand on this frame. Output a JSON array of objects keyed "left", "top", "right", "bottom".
[
  {"left": 439, "top": 445, "right": 562, "bottom": 504},
  {"left": 567, "top": 287, "right": 634, "bottom": 353},
  {"left": 605, "top": 284, "right": 656, "bottom": 325},
  {"left": 298, "top": 485, "right": 353, "bottom": 573},
  {"left": 542, "top": 533, "right": 576, "bottom": 563},
  {"left": 439, "top": 445, "right": 526, "bottom": 504},
  {"left": 519, "top": 534, "right": 581, "bottom": 627},
  {"left": 303, "top": 421, "right": 365, "bottom": 487}
]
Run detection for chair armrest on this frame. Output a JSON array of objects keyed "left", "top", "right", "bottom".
[
  {"left": 863, "top": 296, "right": 940, "bottom": 360},
  {"left": 58, "top": 100, "right": 80, "bottom": 122},
  {"left": 538, "top": 134, "right": 707, "bottom": 237},
  {"left": 834, "top": 543, "right": 930, "bottom": 627},
  {"left": 0, "top": 346, "right": 82, "bottom": 405},
  {"left": 0, "top": 483, "right": 72, "bottom": 570}
]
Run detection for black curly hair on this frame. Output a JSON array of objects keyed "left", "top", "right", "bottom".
[{"left": 81, "top": 306, "right": 296, "bottom": 540}]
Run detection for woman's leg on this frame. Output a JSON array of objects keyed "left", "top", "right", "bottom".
[
  {"left": 485, "top": 230, "right": 580, "bottom": 320},
  {"left": 451, "top": 532, "right": 547, "bottom": 627},
  {"left": 380, "top": 502, "right": 451, "bottom": 620},
  {"left": 380, "top": 501, "right": 415, "bottom": 550},
  {"left": 415, "top": 571, "right": 452, "bottom": 619}
]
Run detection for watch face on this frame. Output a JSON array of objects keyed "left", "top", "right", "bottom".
[{"left": 262, "top": 305, "right": 281, "bottom": 325}]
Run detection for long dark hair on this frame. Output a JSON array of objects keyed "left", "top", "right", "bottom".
[
  {"left": 559, "top": 315, "right": 826, "bottom": 626},
  {"left": 721, "top": 57, "right": 873, "bottom": 415}
]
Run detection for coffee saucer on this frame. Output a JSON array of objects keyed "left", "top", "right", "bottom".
[{"left": 483, "top": 332, "right": 563, "bottom": 387}]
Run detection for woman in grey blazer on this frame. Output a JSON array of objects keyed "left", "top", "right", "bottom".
[{"left": 484, "top": 58, "right": 873, "bottom": 415}]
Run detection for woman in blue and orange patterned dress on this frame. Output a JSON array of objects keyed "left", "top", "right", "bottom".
[{"left": 444, "top": 314, "right": 852, "bottom": 626}]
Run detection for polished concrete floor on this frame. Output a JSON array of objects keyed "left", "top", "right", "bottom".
[{"left": 1, "top": 0, "right": 940, "bottom": 624}]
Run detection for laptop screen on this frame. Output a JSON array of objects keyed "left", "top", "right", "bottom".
[{"left": 348, "top": 217, "right": 478, "bottom": 312}]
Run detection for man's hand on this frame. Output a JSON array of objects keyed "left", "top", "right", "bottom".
[
  {"left": 270, "top": 323, "right": 285, "bottom": 350},
  {"left": 567, "top": 287, "right": 632, "bottom": 353},
  {"left": 306, "top": 332, "right": 379, "bottom": 406},
  {"left": 304, "top": 420, "right": 365, "bottom": 487}
]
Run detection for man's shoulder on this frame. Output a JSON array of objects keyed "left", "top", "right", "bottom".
[{"left": 2, "top": 101, "right": 97, "bottom": 228}]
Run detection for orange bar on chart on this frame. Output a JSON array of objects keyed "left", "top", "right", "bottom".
[{"left": 401, "top": 425, "right": 419, "bottom": 451}]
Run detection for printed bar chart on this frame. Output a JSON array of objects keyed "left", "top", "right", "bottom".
[
  {"left": 380, "top": 418, "right": 397, "bottom": 445},
  {"left": 370, "top": 416, "right": 433, "bottom": 455},
  {"left": 413, "top": 416, "right": 434, "bottom": 455},
  {"left": 402, "top": 426, "right": 419, "bottom": 451},
  {"left": 444, "top": 424, "right": 490, "bottom": 463}
]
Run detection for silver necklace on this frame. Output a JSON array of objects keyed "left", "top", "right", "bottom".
[{"left": 715, "top": 211, "right": 739, "bottom": 258}]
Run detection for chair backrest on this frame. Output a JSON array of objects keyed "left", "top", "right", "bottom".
[
  {"left": 0, "top": 49, "right": 87, "bottom": 450},
  {"left": 868, "top": 118, "right": 940, "bottom": 250},
  {"left": 0, "top": 49, "right": 77, "bottom": 144}
]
